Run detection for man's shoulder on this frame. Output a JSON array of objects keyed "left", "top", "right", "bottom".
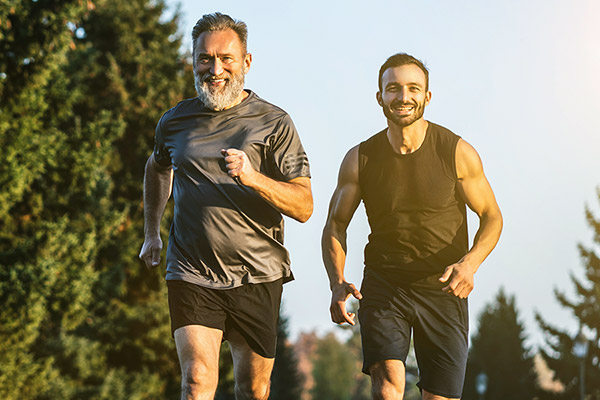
[
  {"left": 160, "top": 97, "right": 201, "bottom": 122},
  {"left": 245, "top": 91, "right": 290, "bottom": 120},
  {"left": 428, "top": 121, "right": 461, "bottom": 139},
  {"left": 359, "top": 128, "right": 387, "bottom": 151}
]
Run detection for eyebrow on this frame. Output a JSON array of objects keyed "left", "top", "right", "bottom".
[
  {"left": 196, "top": 52, "right": 236, "bottom": 58},
  {"left": 385, "top": 81, "right": 424, "bottom": 88}
]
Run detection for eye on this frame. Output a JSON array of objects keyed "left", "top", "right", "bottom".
[
  {"left": 410, "top": 86, "right": 421, "bottom": 92},
  {"left": 197, "top": 56, "right": 210, "bottom": 64},
  {"left": 222, "top": 56, "right": 234, "bottom": 63}
]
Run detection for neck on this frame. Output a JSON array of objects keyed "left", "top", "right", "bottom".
[
  {"left": 223, "top": 89, "right": 249, "bottom": 110},
  {"left": 386, "top": 118, "right": 428, "bottom": 155}
]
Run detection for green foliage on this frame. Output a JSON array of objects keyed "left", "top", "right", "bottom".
[
  {"left": 304, "top": 300, "right": 377, "bottom": 400},
  {"left": 334, "top": 301, "right": 372, "bottom": 400},
  {"left": 311, "top": 332, "right": 355, "bottom": 400},
  {"left": 0, "top": 0, "right": 195, "bottom": 398},
  {"left": 536, "top": 190, "right": 600, "bottom": 399},
  {"left": 463, "top": 288, "right": 538, "bottom": 400}
]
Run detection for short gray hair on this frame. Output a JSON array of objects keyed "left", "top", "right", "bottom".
[{"left": 191, "top": 12, "right": 248, "bottom": 60}]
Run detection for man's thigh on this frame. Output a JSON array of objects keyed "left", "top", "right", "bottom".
[
  {"left": 411, "top": 287, "right": 468, "bottom": 399},
  {"left": 369, "top": 359, "right": 406, "bottom": 399},
  {"left": 167, "top": 278, "right": 283, "bottom": 358},
  {"left": 358, "top": 274, "right": 413, "bottom": 374},
  {"left": 167, "top": 280, "right": 228, "bottom": 335},
  {"left": 228, "top": 329, "right": 275, "bottom": 392},
  {"left": 174, "top": 325, "right": 223, "bottom": 390},
  {"left": 223, "top": 278, "right": 283, "bottom": 359}
]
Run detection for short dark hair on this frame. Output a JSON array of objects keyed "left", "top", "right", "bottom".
[
  {"left": 191, "top": 12, "right": 248, "bottom": 61},
  {"left": 378, "top": 53, "right": 429, "bottom": 92}
]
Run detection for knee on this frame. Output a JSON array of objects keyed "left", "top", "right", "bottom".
[
  {"left": 235, "top": 379, "right": 270, "bottom": 400},
  {"left": 372, "top": 378, "right": 404, "bottom": 400},
  {"left": 181, "top": 362, "right": 218, "bottom": 397}
]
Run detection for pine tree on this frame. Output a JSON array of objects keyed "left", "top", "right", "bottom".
[
  {"left": 463, "top": 288, "right": 538, "bottom": 400},
  {"left": 270, "top": 309, "right": 305, "bottom": 400},
  {"left": 1, "top": 0, "right": 195, "bottom": 397},
  {"left": 54, "top": 0, "right": 195, "bottom": 396},
  {"left": 536, "top": 191, "right": 600, "bottom": 399},
  {"left": 0, "top": 1, "right": 122, "bottom": 398}
]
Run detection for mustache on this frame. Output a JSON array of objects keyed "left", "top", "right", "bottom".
[
  {"left": 390, "top": 100, "right": 417, "bottom": 108},
  {"left": 201, "top": 72, "right": 231, "bottom": 82}
]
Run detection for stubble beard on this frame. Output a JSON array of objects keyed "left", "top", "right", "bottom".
[
  {"left": 382, "top": 99, "right": 426, "bottom": 127},
  {"left": 195, "top": 70, "right": 246, "bottom": 111}
]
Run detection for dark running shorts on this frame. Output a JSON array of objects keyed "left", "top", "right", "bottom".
[
  {"left": 358, "top": 270, "right": 469, "bottom": 398},
  {"left": 167, "top": 278, "right": 283, "bottom": 359}
]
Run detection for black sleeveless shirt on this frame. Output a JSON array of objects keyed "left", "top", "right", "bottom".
[{"left": 358, "top": 122, "right": 468, "bottom": 287}]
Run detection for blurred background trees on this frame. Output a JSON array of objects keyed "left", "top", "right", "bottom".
[
  {"left": 462, "top": 289, "right": 538, "bottom": 400},
  {"left": 535, "top": 191, "right": 600, "bottom": 400}
]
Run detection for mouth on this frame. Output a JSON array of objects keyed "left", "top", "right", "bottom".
[
  {"left": 204, "top": 75, "right": 229, "bottom": 86},
  {"left": 391, "top": 103, "right": 415, "bottom": 115}
]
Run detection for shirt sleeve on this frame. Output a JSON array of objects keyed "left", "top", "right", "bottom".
[
  {"left": 268, "top": 114, "right": 311, "bottom": 181},
  {"left": 153, "top": 115, "right": 172, "bottom": 167}
]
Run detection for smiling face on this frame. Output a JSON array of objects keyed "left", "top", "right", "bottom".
[
  {"left": 193, "top": 28, "right": 252, "bottom": 111},
  {"left": 377, "top": 64, "right": 431, "bottom": 127}
]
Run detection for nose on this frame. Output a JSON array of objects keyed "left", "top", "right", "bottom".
[
  {"left": 210, "top": 58, "right": 224, "bottom": 76},
  {"left": 398, "top": 88, "right": 410, "bottom": 102}
]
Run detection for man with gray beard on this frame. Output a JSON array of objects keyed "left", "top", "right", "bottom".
[{"left": 139, "top": 12, "right": 313, "bottom": 400}]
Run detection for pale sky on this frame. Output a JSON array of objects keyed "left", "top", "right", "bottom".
[{"left": 166, "top": 0, "right": 600, "bottom": 347}]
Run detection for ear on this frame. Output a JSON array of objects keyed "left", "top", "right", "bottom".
[
  {"left": 243, "top": 52, "right": 252, "bottom": 74},
  {"left": 425, "top": 90, "right": 432, "bottom": 106},
  {"left": 376, "top": 91, "right": 383, "bottom": 107}
]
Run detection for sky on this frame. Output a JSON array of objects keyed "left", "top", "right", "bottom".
[{"left": 166, "top": 0, "right": 600, "bottom": 347}]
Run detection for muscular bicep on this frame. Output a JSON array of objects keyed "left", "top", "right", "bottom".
[
  {"left": 456, "top": 139, "right": 500, "bottom": 218},
  {"left": 326, "top": 146, "right": 361, "bottom": 230}
]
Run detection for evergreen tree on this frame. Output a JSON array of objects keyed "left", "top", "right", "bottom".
[
  {"left": 0, "top": 1, "right": 122, "bottom": 398},
  {"left": 1, "top": 0, "right": 196, "bottom": 397},
  {"left": 56, "top": 0, "right": 195, "bottom": 396},
  {"left": 270, "top": 309, "right": 305, "bottom": 400},
  {"left": 463, "top": 288, "right": 538, "bottom": 400},
  {"left": 536, "top": 191, "right": 600, "bottom": 399}
]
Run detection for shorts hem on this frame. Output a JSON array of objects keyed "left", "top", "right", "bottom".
[
  {"left": 417, "top": 382, "right": 462, "bottom": 399},
  {"left": 171, "top": 322, "right": 224, "bottom": 338},
  {"left": 362, "top": 357, "right": 405, "bottom": 375}
]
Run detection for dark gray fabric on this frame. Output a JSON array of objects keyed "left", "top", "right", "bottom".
[
  {"left": 154, "top": 91, "right": 310, "bottom": 289},
  {"left": 358, "top": 122, "right": 468, "bottom": 287}
]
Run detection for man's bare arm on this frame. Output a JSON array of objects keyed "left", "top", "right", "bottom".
[
  {"left": 321, "top": 146, "right": 363, "bottom": 325},
  {"left": 139, "top": 153, "right": 173, "bottom": 269},
  {"left": 221, "top": 148, "right": 313, "bottom": 222},
  {"left": 439, "top": 139, "right": 503, "bottom": 297}
]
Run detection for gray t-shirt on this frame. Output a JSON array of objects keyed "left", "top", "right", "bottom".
[{"left": 154, "top": 91, "right": 310, "bottom": 289}]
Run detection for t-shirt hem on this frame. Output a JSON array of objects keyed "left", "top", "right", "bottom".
[{"left": 165, "top": 270, "right": 293, "bottom": 290}]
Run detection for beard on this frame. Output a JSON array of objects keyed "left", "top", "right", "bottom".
[
  {"left": 381, "top": 98, "right": 426, "bottom": 127},
  {"left": 194, "top": 69, "right": 246, "bottom": 111}
]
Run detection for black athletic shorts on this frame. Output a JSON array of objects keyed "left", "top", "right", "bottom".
[
  {"left": 167, "top": 278, "right": 283, "bottom": 358},
  {"left": 358, "top": 270, "right": 469, "bottom": 398}
]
